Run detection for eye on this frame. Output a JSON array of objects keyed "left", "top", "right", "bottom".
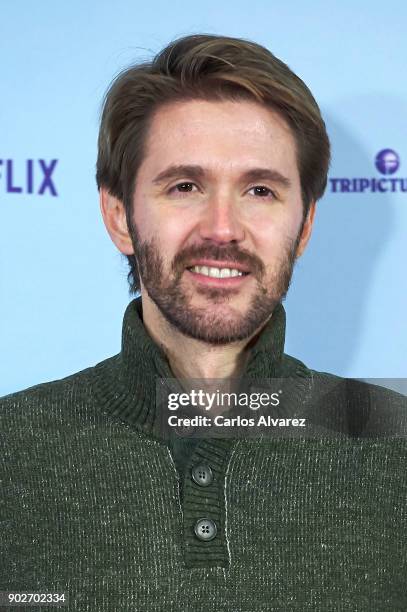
[
  {"left": 168, "top": 182, "right": 199, "bottom": 194},
  {"left": 248, "top": 185, "right": 276, "bottom": 198}
]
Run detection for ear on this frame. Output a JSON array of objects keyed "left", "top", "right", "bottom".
[
  {"left": 99, "top": 187, "right": 134, "bottom": 255},
  {"left": 296, "top": 201, "right": 316, "bottom": 258}
]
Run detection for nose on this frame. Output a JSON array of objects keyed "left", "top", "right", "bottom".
[{"left": 198, "top": 191, "right": 245, "bottom": 244}]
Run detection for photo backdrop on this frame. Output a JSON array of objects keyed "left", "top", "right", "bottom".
[{"left": 1, "top": 0, "right": 406, "bottom": 396}]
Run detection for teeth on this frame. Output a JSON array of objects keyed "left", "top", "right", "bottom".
[{"left": 190, "top": 265, "right": 244, "bottom": 278}]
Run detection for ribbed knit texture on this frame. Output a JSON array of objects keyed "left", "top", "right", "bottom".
[{"left": 1, "top": 298, "right": 407, "bottom": 611}]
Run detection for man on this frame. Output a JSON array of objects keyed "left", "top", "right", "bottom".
[{"left": 1, "top": 34, "right": 406, "bottom": 611}]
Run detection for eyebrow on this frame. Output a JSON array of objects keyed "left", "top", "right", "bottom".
[{"left": 152, "top": 164, "right": 292, "bottom": 188}]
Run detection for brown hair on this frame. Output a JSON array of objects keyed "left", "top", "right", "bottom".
[{"left": 96, "top": 34, "right": 330, "bottom": 293}]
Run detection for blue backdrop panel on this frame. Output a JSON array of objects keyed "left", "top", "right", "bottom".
[{"left": 1, "top": 0, "right": 406, "bottom": 396}]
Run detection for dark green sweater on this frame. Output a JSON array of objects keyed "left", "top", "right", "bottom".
[{"left": 1, "top": 298, "right": 407, "bottom": 611}]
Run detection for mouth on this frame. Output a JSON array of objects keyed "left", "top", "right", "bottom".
[{"left": 185, "top": 262, "right": 251, "bottom": 286}]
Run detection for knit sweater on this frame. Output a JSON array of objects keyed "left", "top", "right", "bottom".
[{"left": 1, "top": 298, "right": 407, "bottom": 611}]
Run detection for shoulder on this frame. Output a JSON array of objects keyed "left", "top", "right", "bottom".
[
  {"left": 0, "top": 355, "right": 119, "bottom": 432},
  {"left": 282, "top": 354, "right": 407, "bottom": 437},
  {"left": 283, "top": 351, "right": 406, "bottom": 402}
]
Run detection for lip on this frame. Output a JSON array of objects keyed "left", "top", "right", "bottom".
[
  {"left": 186, "top": 259, "right": 251, "bottom": 274},
  {"left": 185, "top": 267, "right": 251, "bottom": 287}
]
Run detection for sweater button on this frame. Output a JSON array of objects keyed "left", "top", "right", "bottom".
[
  {"left": 191, "top": 464, "right": 213, "bottom": 487},
  {"left": 194, "top": 518, "right": 217, "bottom": 541},
  {"left": 174, "top": 423, "right": 196, "bottom": 437}
]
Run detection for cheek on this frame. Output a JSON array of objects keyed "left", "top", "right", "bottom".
[
  {"left": 132, "top": 191, "right": 152, "bottom": 236},
  {"left": 133, "top": 200, "right": 194, "bottom": 255},
  {"left": 247, "top": 206, "right": 303, "bottom": 252},
  {"left": 160, "top": 219, "right": 192, "bottom": 250}
]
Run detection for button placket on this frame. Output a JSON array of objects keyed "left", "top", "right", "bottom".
[
  {"left": 182, "top": 438, "right": 235, "bottom": 567},
  {"left": 191, "top": 463, "right": 217, "bottom": 541}
]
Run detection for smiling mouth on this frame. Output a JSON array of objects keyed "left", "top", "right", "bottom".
[
  {"left": 187, "top": 266, "right": 250, "bottom": 287},
  {"left": 187, "top": 265, "right": 250, "bottom": 279}
]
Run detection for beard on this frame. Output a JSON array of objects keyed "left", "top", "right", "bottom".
[{"left": 128, "top": 222, "right": 302, "bottom": 345}]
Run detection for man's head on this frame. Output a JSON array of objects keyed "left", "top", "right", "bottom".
[{"left": 97, "top": 34, "right": 330, "bottom": 344}]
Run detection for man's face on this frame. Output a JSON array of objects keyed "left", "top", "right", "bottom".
[{"left": 130, "top": 99, "right": 310, "bottom": 344}]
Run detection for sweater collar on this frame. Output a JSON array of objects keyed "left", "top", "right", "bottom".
[{"left": 93, "top": 297, "right": 288, "bottom": 439}]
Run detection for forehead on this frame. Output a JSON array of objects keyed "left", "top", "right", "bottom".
[{"left": 140, "top": 98, "right": 299, "bottom": 178}]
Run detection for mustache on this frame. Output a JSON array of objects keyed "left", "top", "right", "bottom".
[{"left": 172, "top": 244, "right": 265, "bottom": 277}]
